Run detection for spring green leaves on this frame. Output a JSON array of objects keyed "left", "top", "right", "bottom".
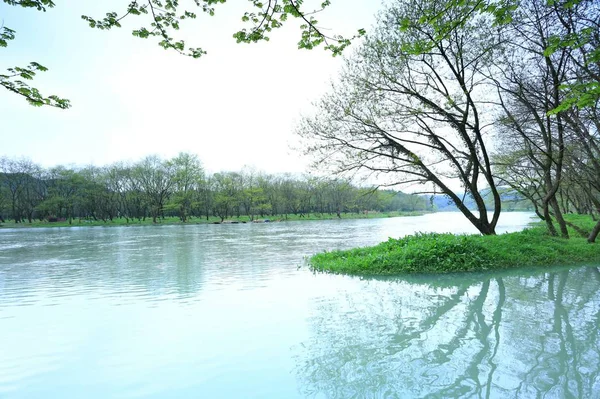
[
  {"left": 1, "top": 1, "right": 70, "bottom": 108},
  {"left": 81, "top": 1, "right": 208, "bottom": 59},
  {"left": 232, "top": 0, "right": 365, "bottom": 56},
  {"left": 0, "top": 63, "right": 70, "bottom": 108},
  {"left": 82, "top": 0, "right": 365, "bottom": 59},
  {"left": 0, "top": 27, "right": 16, "bottom": 48},
  {"left": 4, "top": 0, "right": 364, "bottom": 108},
  {"left": 2, "top": 0, "right": 55, "bottom": 10},
  {"left": 544, "top": 16, "right": 600, "bottom": 114}
]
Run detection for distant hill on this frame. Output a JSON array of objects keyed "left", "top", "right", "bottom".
[{"left": 424, "top": 188, "right": 534, "bottom": 212}]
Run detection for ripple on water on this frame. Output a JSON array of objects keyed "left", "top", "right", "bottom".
[{"left": 5, "top": 213, "right": 598, "bottom": 399}]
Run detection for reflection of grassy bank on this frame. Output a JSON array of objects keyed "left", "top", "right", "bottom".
[
  {"left": 0, "top": 211, "right": 425, "bottom": 229},
  {"left": 310, "top": 215, "right": 600, "bottom": 275}
]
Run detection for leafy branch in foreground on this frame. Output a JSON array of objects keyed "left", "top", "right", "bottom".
[
  {"left": 0, "top": 62, "right": 71, "bottom": 108},
  {"left": 232, "top": 0, "right": 366, "bottom": 56},
  {"left": 81, "top": 0, "right": 365, "bottom": 58},
  {"left": 3, "top": 0, "right": 363, "bottom": 108},
  {"left": 81, "top": 0, "right": 208, "bottom": 58},
  {"left": 2, "top": 0, "right": 55, "bottom": 10},
  {"left": 1, "top": 3, "right": 71, "bottom": 108}
]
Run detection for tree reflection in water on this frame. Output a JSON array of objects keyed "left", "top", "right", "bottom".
[{"left": 293, "top": 266, "right": 600, "bottom": 398}]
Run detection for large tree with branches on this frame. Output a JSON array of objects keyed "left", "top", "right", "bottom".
[
  {"left": 298, "top": 0, "right": 504, "bottom": 235},
  {"left": 492, "top": 0, "right": 600, "bottom": 241}
]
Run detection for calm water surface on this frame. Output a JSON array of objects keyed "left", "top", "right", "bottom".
[{"left": 1, "top": 212, "right": 599, "bottom": 398}]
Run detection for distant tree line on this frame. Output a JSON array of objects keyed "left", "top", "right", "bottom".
[{"left": 0, "top": 153, "right": 431, "bottom": 225}]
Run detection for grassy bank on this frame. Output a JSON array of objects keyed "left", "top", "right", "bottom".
[
  {"left": 310, "top": 215, "right": 600, "bottom": 275},
  {"left": 0, "top": 211, "right": 425, "bottom": 229}
]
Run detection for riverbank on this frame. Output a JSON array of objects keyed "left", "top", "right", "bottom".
[
  {"left": 0, "top": 211, "right": 426, "bottom": 229},
  {"left": 309, "top": 215, "right": 600, "bottom": 275}
]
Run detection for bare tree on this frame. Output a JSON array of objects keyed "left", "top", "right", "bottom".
[{"left": 298, "top": 0, "right": 503, "bottom": 235}]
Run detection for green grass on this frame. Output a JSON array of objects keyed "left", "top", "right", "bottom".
[
  {"left": 0, "top": 211, "right": 425, "bottom": 229},
  {"left": 562, "top": 213, "right": 597, "bottom": 229},
  {"left": 309, "top": 215, "right": 600, "bottom": 275}
]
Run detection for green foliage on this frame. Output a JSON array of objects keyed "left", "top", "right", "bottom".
[
  {"left": 1, "top": 1, "right": 71, "bottom": 108},
  {"left": 543, "top": 0, "right": 600, "bottom": 112},
  {"left": 81, "top": 0, "right": 208, "bottom": 58},
  {"left": 79, "top": 0, "right": 365, "bottom": 58},
  {"left": 550, "top": 81, "right": 600, "bottom": 113},
  {"left": 2, "top": 0, "right": 55, "bottom": 10},
  {"left": 230, "top": 0, "right": 364, "bottom": 55},
  {"left": 310, "top": 216, "right": 600, "bottom": 275},
  {"left": 3, "top": 0, "right": 363, "bottom": 107},
  {"left": 0, "top": 27, "right": 16, "bottom": 48},
  {"left": 0, "top": 62, "right": 71, "bottom": 108}
]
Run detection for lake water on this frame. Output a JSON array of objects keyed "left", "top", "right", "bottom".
[{"left": 1, "top": 212, "right": 599, "bottom": 398}]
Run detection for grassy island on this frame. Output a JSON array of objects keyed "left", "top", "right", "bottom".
[{"left": 310, "top": 215, "right": 600, "bottom": 275}]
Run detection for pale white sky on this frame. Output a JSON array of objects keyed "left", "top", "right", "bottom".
[{"left": 0, "top": 0, "right": 380, "bottom": 174}]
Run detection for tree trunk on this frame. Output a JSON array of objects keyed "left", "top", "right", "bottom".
[
  {"left": 550, "top": 198, "right": 569, "bottom": 238},
  {"left": 588, "top": 219, "right": 600, "bottom": 243},
  {"left": 543, "top": 204, "right": 558, "bottom": 236}
]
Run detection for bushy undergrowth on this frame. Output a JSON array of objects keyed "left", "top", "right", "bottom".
[{"left": 310, "top": 224, "right": 600, "bottom": 275}]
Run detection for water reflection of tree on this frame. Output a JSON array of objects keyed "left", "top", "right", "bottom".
[
  {"left": 509, "top": 268, "right": 600, "bottom": 398},
  {"left": 293, "top": 266, "right": 600, "bottom": 398}
]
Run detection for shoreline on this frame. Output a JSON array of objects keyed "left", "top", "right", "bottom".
[{"left": 0, "top": 211, "right": 428, "bottom": 229}]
